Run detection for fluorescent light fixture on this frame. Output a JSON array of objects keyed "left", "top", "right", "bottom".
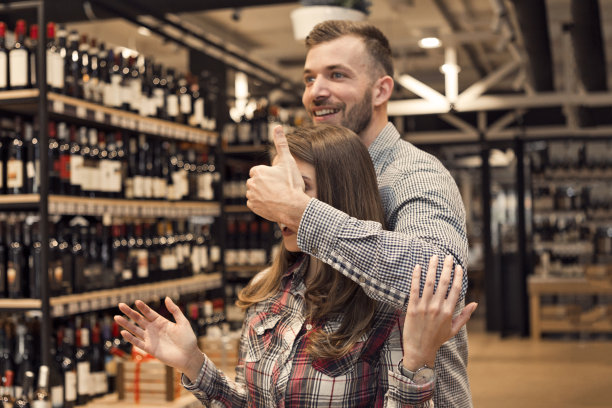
[{"left": 418, "top": 36, "right": 441, "bottom": 49}]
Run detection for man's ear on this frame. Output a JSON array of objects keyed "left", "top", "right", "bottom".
[{"left": 373, "top": 75, "right": 394, "bottom": 107}]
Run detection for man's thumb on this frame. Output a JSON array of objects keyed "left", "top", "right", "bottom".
[{"left": 273, "top": 125, "right": 292, "bottom": 162}]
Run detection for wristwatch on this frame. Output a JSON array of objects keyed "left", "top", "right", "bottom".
[{"left": 398, "top": 360, "right": 435, "bottom": 384}]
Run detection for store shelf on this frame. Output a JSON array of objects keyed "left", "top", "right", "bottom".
[
  {"left": 0, "top": 195, "right": 221, "bottom": 217},
  {"left": 50, "top": 273, "right": 223, "bottom": 317},
  {"left": 0, "top": 298, "right": 42, "bottom": 311},
  {"left": 224, "top": 204, "right": 251, "bottom": 213},
  {"left": 226, "top": 264, "right": 267, "bottom": 273},
  {"left": 0, "top": 89, "right": 218, "bottom": 144}
]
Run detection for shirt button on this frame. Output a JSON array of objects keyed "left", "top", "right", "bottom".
[
  {"left": 311, "top": 247, "right": 318, "bottom": 255},
  {"left": 306, "top": 324, "right": 312, "bottom": 331},
  {"left": 256, "top": 327, "right": 264, "bottom": 335},
  {"left": 359, "top": 276, "right": 366, "bottom": 284}
]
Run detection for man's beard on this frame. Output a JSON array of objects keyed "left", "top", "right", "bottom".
[{"left": 341, "top": 88, "right": 372, "bottom": 135}]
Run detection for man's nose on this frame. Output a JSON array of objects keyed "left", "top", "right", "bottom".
[{"left": 309, "top": 75, "right": 331, "bottom": 99}]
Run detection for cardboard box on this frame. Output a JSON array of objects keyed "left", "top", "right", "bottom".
[{"left": 117, "top": 359, "right": 188, "bottom": 404}]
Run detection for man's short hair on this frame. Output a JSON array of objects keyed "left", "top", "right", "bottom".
[{"left": 305, "top": 20, "right": 394, "bottom": 78}]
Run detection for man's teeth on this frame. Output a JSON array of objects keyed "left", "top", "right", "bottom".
[{"left": 314, "top": 109, "right": 338, "bottom": 116}]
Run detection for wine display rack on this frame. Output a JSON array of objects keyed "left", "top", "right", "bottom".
[
  {"left": 0, "top": 89, "right": 217, "bottom": 144},
  {"left": 0, "top": 194, "right": 220, "bottom": 217}
]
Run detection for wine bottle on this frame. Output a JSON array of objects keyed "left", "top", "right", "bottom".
[
  {"left": 49, "top": 342, "right": 64, "bottom": 408},
  {"left": 85, "top": 39, "right": 100, "bottom": 102},
  {"left": 47, "top": 122, "right": 60, "bottom": 195},
  {"left": 96, "top": 42, "right": 108, "bottom": 105},
  {"left": 6, "top": 119, "right": 25, "bottom": 195},
  {"left": 59, "top": 328, "right": 76, "bottom": 408},
  {"left": 0, "top": 22, "right": 8, "bottom": 91},
  {"left": 12, "top": 369, "right": 33, "bottom": 408},
  {"left": 24, "top": 122, "right": 40, "bottom": 195},
  {"left": 56, "top": 122, "right": 70, "bottom": 195},
  {"left": 0, "top": 219, "right": 6, "bottom": 297},
  {"left": 52, "top": 25, "right": 66, "bottom": 94},
  {"left": 75, "top": 328, "right": 91, "bottom": 405},
  {"left": 27, "top": 24, "right": 38, "bottom": 87},
  {"left": 178, "top": 74, "right": 192, "bottom": 125},
  {"left": 165, "top": 69, "right": 179, "bottom": 122},
  {"left": 9, "top": 20, "right": 29, "bottom": 90},
  {"left": 64, "top": 30, "right": 80, "bottom": 98},
  {"left": 31, "top": 365, "right": 50, "bottom": 408},
  {"left": 68, "top": 125, "right": 81, "bottom": 196},
  {"left": 45, "top": 22, "right": 58, "bottom": 92},
  {"left": 89, "top": 322, "right": 107, "bottom": 398},
  {"left": 1, "top": 369, "right": 15, "bottom": 407},
  {"left": 7, "top": 217, "right": 26, "bottom": 298}
]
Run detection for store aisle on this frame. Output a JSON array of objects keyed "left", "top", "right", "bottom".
[{"left": 467, "top": 319, "right": 612, "bottom": 408}]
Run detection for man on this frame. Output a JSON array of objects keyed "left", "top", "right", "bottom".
[{"left": 246, "top": 20, "right": 472, "bottom": 407}]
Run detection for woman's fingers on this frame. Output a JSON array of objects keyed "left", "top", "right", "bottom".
[
  {"left": 120, "top": 329, "right": 146, "bottom": 351},
  {"left": 434, "top": 255, "right": 454, "bottom": 302},
  {"left": 114, "top": 314, "right": 146, "bottom": 340},
  {"left": 118, "top": 303, "right": 148, "bottom": 326},
  {"left": 409, "top": 264, "right": 422, "bottom": 305},
  {"left": 134, "top": 299, "right": 162, "bottom": 322},
  {"left": 450, "top": 302, "right": 478, "bottom": 336},
  {"left": 165, "top": 297, "right": 189, "bottom": 326},
  {"left": 446, "top": 265, "right": 464, "bottom": 307},
  {"left": 421, "top": 255, "right": 439, "bottom": 302}
]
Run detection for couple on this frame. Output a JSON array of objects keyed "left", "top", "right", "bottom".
[{"left": 115, "top": 20, "right": 477, "bottom": 407}]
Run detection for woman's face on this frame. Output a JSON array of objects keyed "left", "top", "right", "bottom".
[{"left": 279, "top": 157, "right": 317, "bottom": 252}]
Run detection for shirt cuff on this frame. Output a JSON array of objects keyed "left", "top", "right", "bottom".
[
  {"left": 180, "top": 353, "right": 215, "bottom": 404},
  {"left": 387, "top": 367, "right": 435, "bottom": 406},
  {"left": 297, "top": 198, "right": 348, "bottom": 257}
]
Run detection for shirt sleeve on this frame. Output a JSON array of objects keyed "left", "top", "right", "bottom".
[{"left": 181, "top": 315, "right": 250, "bottom": 407}]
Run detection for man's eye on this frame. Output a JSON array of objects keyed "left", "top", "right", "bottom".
[
  {"left": 304, "top": 76, "right": 315, "bottom": 84},
  {"left": 331, "top": 72, "right": 345, "bottom": 79}
]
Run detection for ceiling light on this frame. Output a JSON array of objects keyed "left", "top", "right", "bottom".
[{"left": 418, "top": 37, "right": 441, "bottom": 49}]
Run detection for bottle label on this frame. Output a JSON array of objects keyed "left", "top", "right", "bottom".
[
  {"left": 46, "top": 49, "right": 55, "bottom": 87},
  {"left": 200, "top": 246, "right": 209, "bottom": 270},
  {"left": 52, "top": 52, "right": 64, "bottom": 88},
  {"left": 64, "top": 371, "right": 77, "bottom": 401},
  {"left": 0, "top": 52, "right": 7, "bottom": 88},
  {"left": 160, "top": 253, "right": 178, "bottom": 271},
  {"left": 135, "top": 249, "right": 149, "bottom": 278},
  {"left": 0, "top": 165, "right": 3, "bottom": 187},
  {"left": 167, "top": 94, "right": 179, "bottom": 117},
  {"left": 32, "top": 400, "right": 51, "bottom": 408},
  {"left": 180, "top": 94, "right": 192, "bottom": 115},
  {"left": 133, "top": 175, "right": 145, "bottom": 198},
  {"left": 7, "top": 158, "right": 24, "bottom": 188},
  {"left": 51, "top": 384, "right": 64, "bottom": 407},
  {"left": 70, "top": 154, "right": 83, "bottom": 187},
  {"left": 210, "top": 246, "right": 221, "bottom": 264},
  {"left": 9, "top": 48, "right": 28, "bottom": 87},
  {"left": 77, "top": 361, "right": 91, "bottom": 395}
]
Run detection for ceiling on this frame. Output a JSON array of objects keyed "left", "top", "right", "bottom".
[{"left": 20, "top": 0, "right": 612, "bottom": 139}]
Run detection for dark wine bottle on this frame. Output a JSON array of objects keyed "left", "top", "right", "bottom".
[
  {"left": 7, "top": 218, "right": 26, "bottom": 298},
  {"left": 6, "top": 119, "right": 25, "bottom": 195},
  {"left": 60, "top": 328, "right": 76, "bottom": 408},
  {"left": 24, "top": 122, "right": 40, "bottom": 195},
  {"left": 75, "top": 328, "right": 91, "bottom": 405},
  {"left": 0, "top": 220, "right": 6, "bottom": 297},
  {"left": 31, "top": 365, "right": 50, "bottom": 408},
  {"left": 9, "top": 20, "right": 29, "bottom": 90},
  {"left": 27, "top": 24, "right": 38, "bottom": 87},
  {"left": 0, "top": 22, "right": 8, "bottom": 91},
  {"left": 12, "top": 370, "right": 33, "bottom": 408}
]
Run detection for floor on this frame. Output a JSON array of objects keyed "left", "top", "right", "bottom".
[{"left": 467, "top": 318, "right": 612, "bottom": 408}]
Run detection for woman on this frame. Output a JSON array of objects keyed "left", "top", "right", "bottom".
[{"left": 115, "top": 124, "right": 477, "bottom": 407}]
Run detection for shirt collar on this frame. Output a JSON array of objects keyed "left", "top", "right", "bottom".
[{"left": 367, "top": 122, "right": 400, "bottom": 176}]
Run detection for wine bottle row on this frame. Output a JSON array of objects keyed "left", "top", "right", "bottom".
[
  {"left": 0, "top": 117, "right": 221, "bottom": 201},
  {"left": 0, "top": 290, "right": 225, "bottom": 407},
  {"left": 0, "top": 213, "right": 222, "bottom": 299},
  {"left": 225, "top": 216, "right": 280, "bottom": 268},
  {"left": 0, "top": 20, "right": 219, "bottom": 130},
  {"left": 530, "top": 139, "right": 612, "bottom": 172}
]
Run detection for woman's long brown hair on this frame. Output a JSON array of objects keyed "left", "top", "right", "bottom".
[{"left": 237, "top": 124, "right": 387, "bottom": 360}]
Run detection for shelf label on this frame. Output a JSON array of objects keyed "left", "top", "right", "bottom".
[
  {"left": 94, "top": 110, "right": 105, "bottom": 123},
  {"left": 53, "top": 100, "right": 64, "bottom": 114},
  {"left": 76, "top": 106, "right": 87, "bottom": 119}
]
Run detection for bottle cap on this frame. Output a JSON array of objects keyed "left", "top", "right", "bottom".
[
  {"left": 15, "top": 19, "right": 26, "bottom": 35},
  {"left": 47, "top": 21, "right": 55, "bottom": 38},
  {"left": 0, "top": 22, "right": 6, "bottom": 37},
  {"left": 30, "top": 23, "right": 38, "bottom": 40}
]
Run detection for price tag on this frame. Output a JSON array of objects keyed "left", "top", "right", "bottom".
[
  {"left": 68, "top": 302, "right": 79, "bottom": 315},
  {"left": 76, "top": 106, "right": 87, "bottom": 119},
  {"left": 91, "top": 298, "right": 101, "bottom": 311},
  {"left": 95, "top": 110, "right": 105, "bottom": 123},
  {"left": 52, "top": 100, "right": 64, "bottom": 114},
  {"left": 99, "top": 297, "right": 110, "bottom": 310},
  {"left": 52, "top": 304, "right": 64, "bottom": 317},
  {"left": 110, "top": 115, "right": 119, "bottom": 126},
  {"left": 80, "top": 300, "right": 91, "bottom": 313}
]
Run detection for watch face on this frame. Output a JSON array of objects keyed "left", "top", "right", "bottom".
[{"left": 413, "top": 367, "right": 435, "bottom": 384}]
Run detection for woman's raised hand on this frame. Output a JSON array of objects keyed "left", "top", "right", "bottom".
[
  {"left": 114, "top": 297, "right": 204, "bottom": 381},
  {"left": 401, "top": 255, "right": 478, "bottom": 372}
]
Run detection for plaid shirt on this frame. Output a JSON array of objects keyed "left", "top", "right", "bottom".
[
  {"left": 297, "top": 122, "right": 472, "bottom": 407},
  {"left": 183, "top": 255, "right": 435, "bottom": 407}
]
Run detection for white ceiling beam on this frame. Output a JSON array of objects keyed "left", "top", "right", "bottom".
[
  {"left": 395, "top": 74, "right": 450, "bottom": 108},
  {"left": 455, "top": 60, "right": 521, "bottom": 108},
  {"left": 442, "top": 46, "right": 460, "bottom": 103},
  {"left": 439, "top": 113, "right": 478, "bottom": 137},
  {"left": 389, "top": 91, "right": 612, "bottom": 115}
]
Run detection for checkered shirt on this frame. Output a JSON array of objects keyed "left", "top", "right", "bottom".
[
  {"left": 296, "top": 122, "right": 473, "bottom": 407},
  {"left": 182, "top": 255, "right": 435, "bottom": 407}
]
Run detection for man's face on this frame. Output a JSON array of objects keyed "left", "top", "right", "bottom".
[{"left": 302, "top": 36, "right": 374, "bottom": 136}]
